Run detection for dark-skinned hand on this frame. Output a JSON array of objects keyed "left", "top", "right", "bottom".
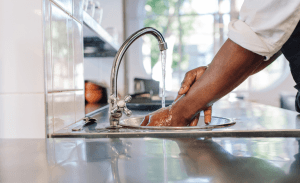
[{"left": 140, "top": 66, "right": 212, "bottom": 126}]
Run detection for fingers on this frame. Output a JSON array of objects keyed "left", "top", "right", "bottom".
[
  {"left": 178, "top": 71, "right": 197, "bottom": 95},
  {"left": 175, "top": 71, "right": 197, "bottom": 101},
  {"left": 204, "top": 106, "right": 212, "bottom": 124},
  {"left": 176, "top": 66, "right": 208, "bottom": 100},
  {"left": 140, "top": 115, "right": 149, "bottom": 126},
  {"left": 189, "top": 113, "right": 200, "bottom": 126}
]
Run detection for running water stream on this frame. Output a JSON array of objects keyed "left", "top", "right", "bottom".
[
  {"left": 161, "top": 50, "right": 167, "bottom": 181},
  {"left": 160, "top": 50, "right": 166, "bottom": 108}
]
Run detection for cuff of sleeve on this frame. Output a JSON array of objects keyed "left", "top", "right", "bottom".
[
  {"left": 295, "top": 83, "right": 300, "bottom": 91},
  {"left": 228, "top": 19, "right": 274, "bottom": 60}
]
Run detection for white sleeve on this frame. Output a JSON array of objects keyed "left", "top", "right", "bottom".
[{"left": 228, "top": 0, "right": 300, "bottom": 60}]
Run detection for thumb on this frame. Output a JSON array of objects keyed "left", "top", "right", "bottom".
[
  {"left": 189, "top": 113, "right": 200, "bottom": 126},
  {"left": 140, "top": 115, "right": 149, "bottom": 126},
  {"left": 204, "top": 106, "right": 212, "bottom": 124}
]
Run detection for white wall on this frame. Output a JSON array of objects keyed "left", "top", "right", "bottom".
[
  {"left": 0, "top": 0, "right": 87, "bottom": 138},
  {"left": 0, "top": 0, "right": 46, "bottom": 138}
]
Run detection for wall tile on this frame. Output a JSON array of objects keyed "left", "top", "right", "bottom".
[
  {"left": 53, "top": 91, "right": 75, "bottom": 132},
  {"left": 51, "top": 4, "right": 74, "bottom": 91},
  {"left": 0, "top": 93, "right": 46, "bottom": 138},
  {"left": 74, "top": 20, "right": 84, "bottom": 89},
  {"left": 68, "top": 17, "right": 75, "bottom": 89},
  {"left": 52, "top": 0, "right": 73, "bottom": 14},
  {"left": 75, "top": 90, "right": 85, "bottom": 121},
  {"left": 47, "top": 93, "right": 54, "bottom": 135},
  {"left": 44, "top": 0, "right": 53, "bottom": 92},
  {"left": 0, "top": 0, "right": 44, "bottom": 93},
  {"left": 73, "top": 0, "right": 84, "bottom": 22}
]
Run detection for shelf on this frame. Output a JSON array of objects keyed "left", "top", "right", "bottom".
[{"left": 83, "top": 11, "right": 119, "bottom": 57}]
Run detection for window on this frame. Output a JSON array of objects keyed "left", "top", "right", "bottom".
[{"left": 143, "top": 0, "right": 289, "bottom": 96}]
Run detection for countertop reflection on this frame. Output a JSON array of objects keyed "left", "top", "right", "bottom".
[{"left": 1, "top": 137, "right": 299, "bottom": 182}]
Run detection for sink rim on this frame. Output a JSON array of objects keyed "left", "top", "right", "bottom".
[{"left": 120, "top": 116, "right": 236, "bottom": 130}]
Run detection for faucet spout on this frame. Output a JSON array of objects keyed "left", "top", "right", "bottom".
[{"left": 109, "top": 27, "right": 167, "bottom": 128}]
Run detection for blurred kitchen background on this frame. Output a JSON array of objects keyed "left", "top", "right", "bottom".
[{"left": 86, "top": 0, "right": 296, "bottom": 110}]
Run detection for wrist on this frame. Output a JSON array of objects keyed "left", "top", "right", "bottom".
[
  {"left": 170, "top": 104, "right": 189, "bottom": 126},
  {"left": 170, "top": 95, "right": 198, "bottom": 126}
]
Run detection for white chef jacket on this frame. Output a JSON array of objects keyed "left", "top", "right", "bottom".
[{"left": 228, "top": 0, "right": 300, "bottom": 60}]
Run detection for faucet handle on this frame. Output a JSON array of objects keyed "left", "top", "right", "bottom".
[
  {"left": 110, "top": 95, "right": 132, "bottom": 117},
  {"left": 123, "top": 107, "right": 132, "bottom": 117},
  {"left": 124, "top": 95, "right": 132, "bottom": 103},
  {"left": 123, "top": 95, "right": 132, "bottom": 117}
]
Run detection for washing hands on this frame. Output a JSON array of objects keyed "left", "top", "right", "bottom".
[
  {"left": 140, "top": 39, "right": 269, "bottom": 127},
  {"left": 140, "top": 66, "right": 212, "bottom": 126}
]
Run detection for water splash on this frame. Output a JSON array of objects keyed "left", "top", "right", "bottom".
[{"left": 161, "top": 50, "right": 166, "bottom": 108}]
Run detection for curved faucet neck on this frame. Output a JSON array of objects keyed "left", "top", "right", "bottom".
[
  {"left": 110, "top": 27, "right": 167, "bottom": 98},
  {"left": 109, "top": 27, "right": 167, "bottom": 127}
]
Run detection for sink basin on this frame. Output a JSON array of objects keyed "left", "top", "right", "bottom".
[
  {"left": 126, "top": 100, "right": 173, "bottom": 111},
  {"left": 120, "top": 116, "right": 236, "bottom": 130}
]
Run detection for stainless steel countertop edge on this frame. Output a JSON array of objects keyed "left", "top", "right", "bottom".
[{"left": 51, "top": 129, "right": 300, "bottom": 138}]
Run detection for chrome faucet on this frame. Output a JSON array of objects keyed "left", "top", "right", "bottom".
[{"left": 109, "top": 27, "right": 168, "bottom": 128}]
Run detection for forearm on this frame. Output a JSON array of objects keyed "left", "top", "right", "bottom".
[{"left": 172, "top": 39, "right": 265, "bottom": 124}]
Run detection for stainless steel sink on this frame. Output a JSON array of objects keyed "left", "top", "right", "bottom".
[
  {"left": 126, "top": 100, "right": 173, "bottom": 111},
  {"left": 120, "top": 116, "right": 236, "bottom": 130}
]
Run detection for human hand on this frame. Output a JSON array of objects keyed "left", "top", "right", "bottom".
[
  {"left": 140, "top": 66, "right": 212, "bottom": 126},
  {"left": 175, "top": 66, "right": 212, "bottom": 125},
  {"left": 140, "top": 107, "right": 174, "bottom": 126},
  {"left": 140, "top": 101, "right": 195, "bottom": 126}
]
